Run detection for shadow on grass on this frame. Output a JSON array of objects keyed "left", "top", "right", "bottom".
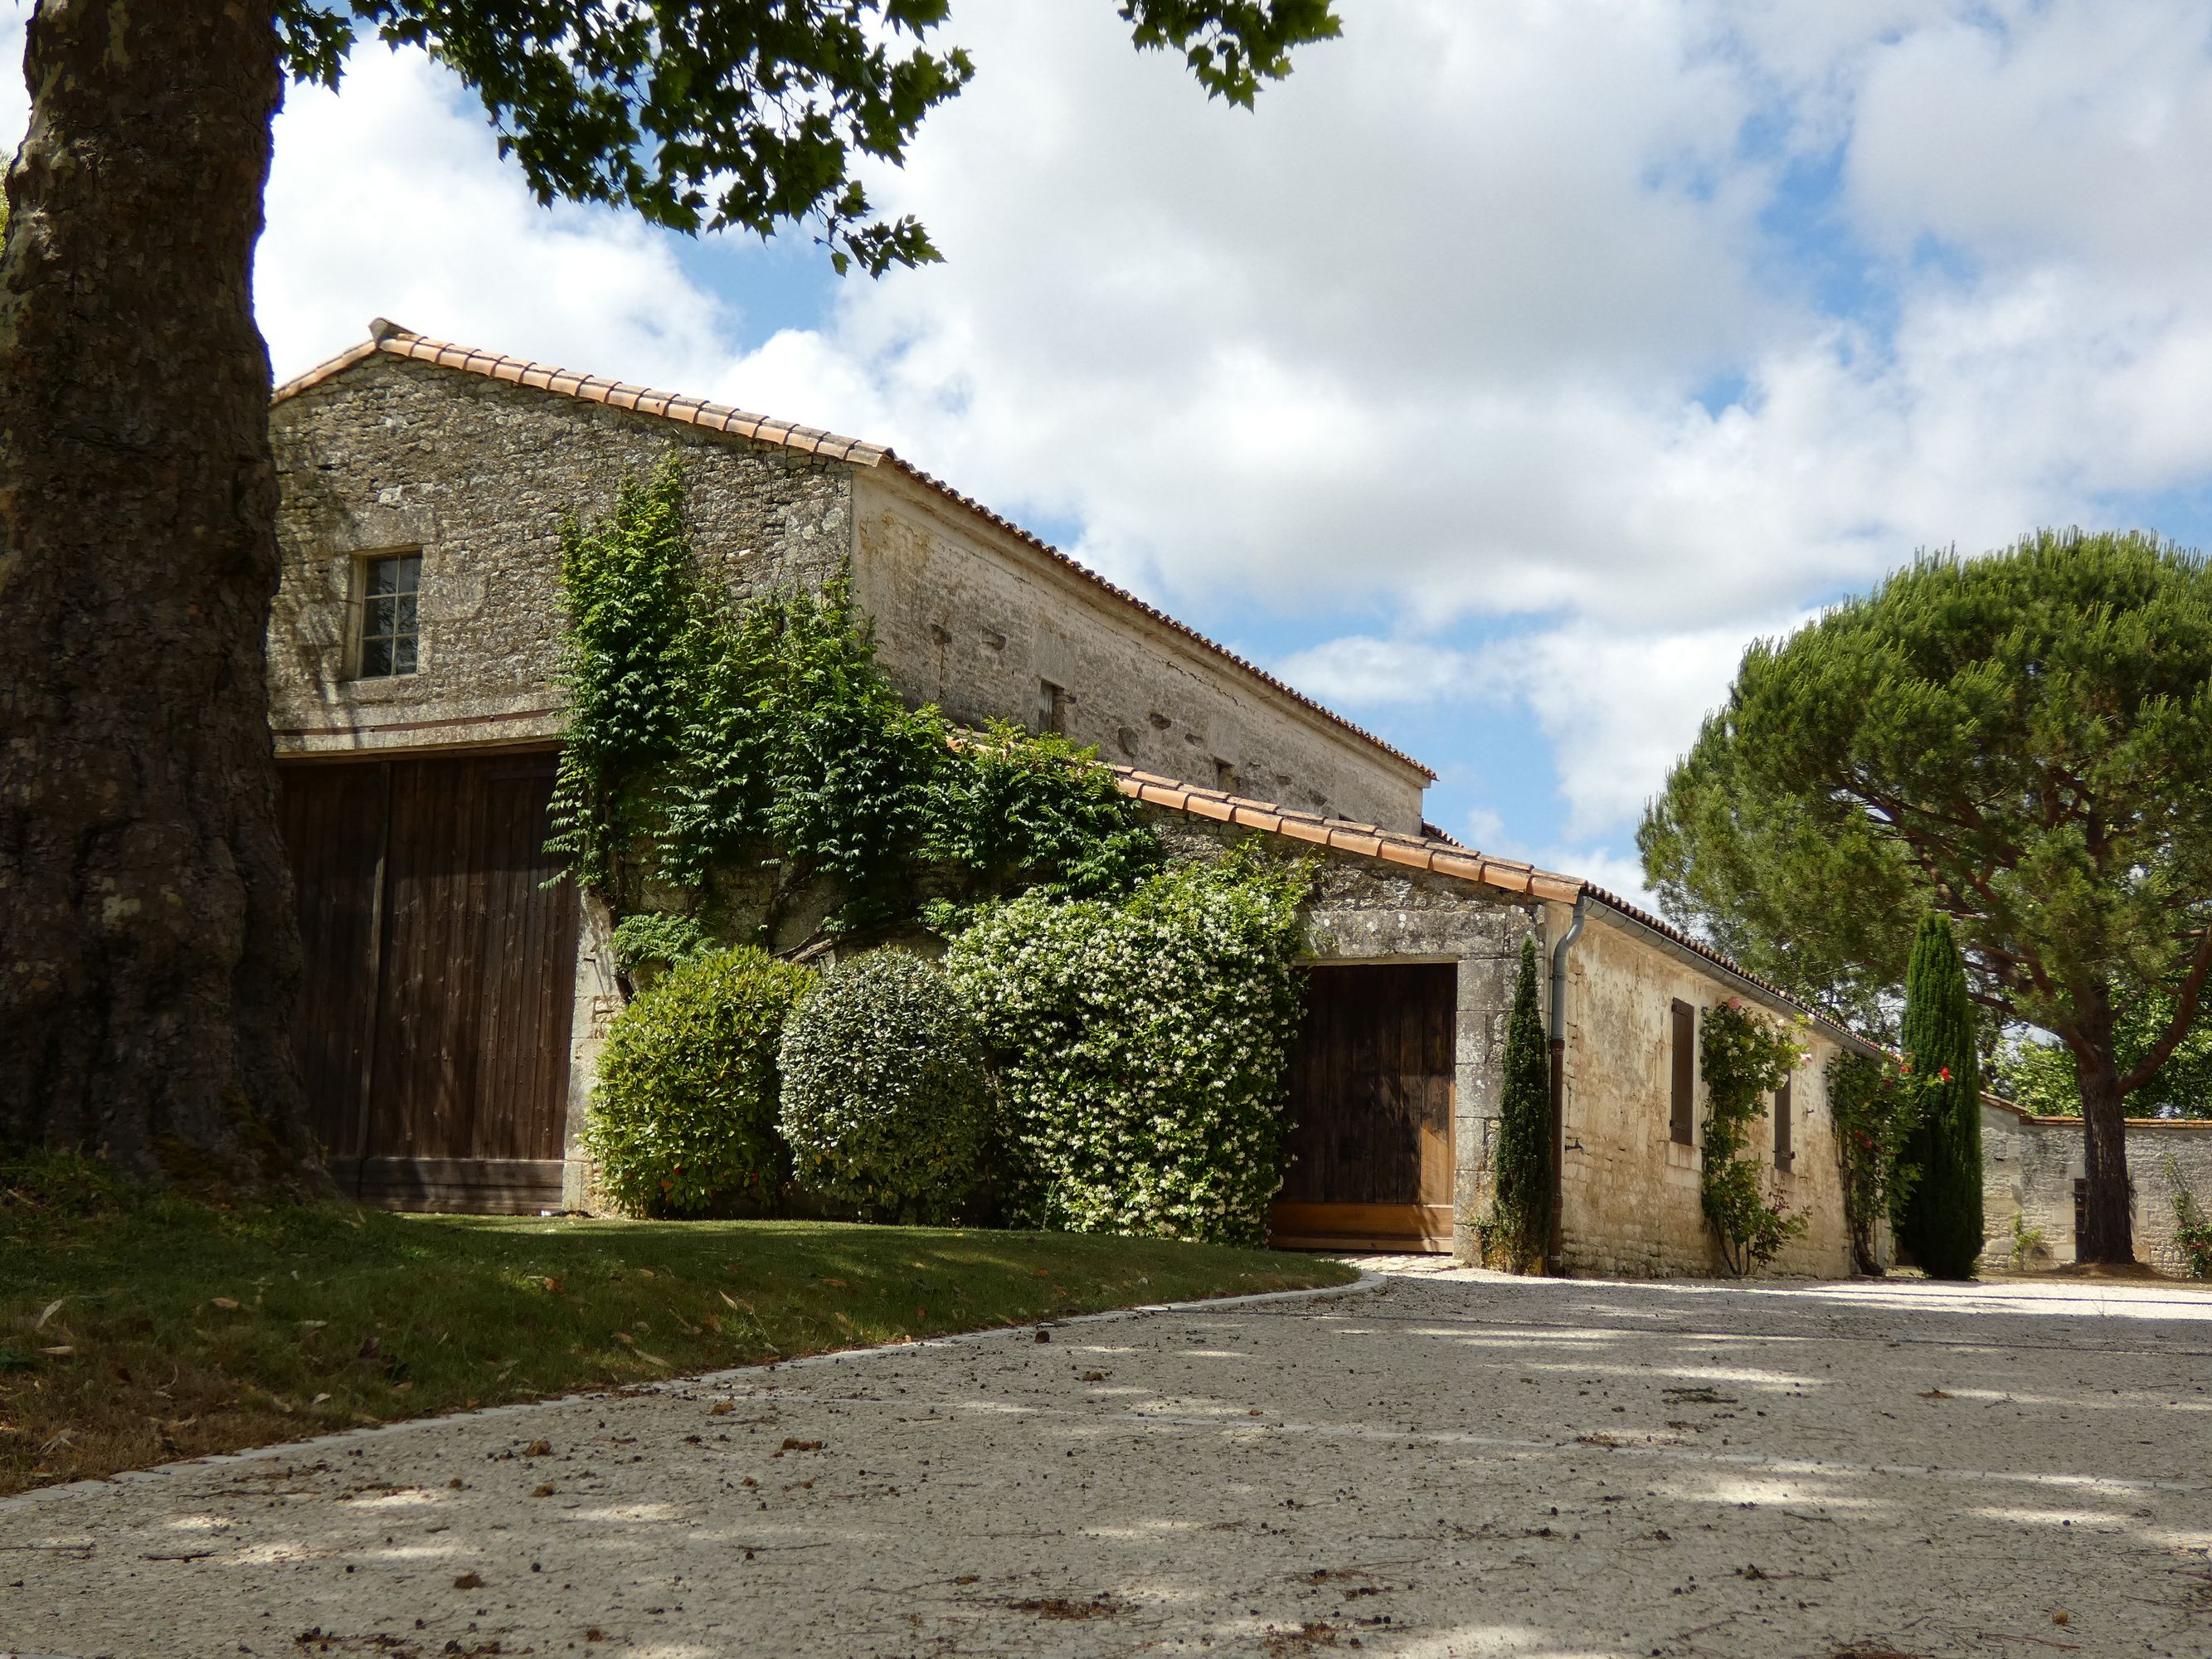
[{"left": 1, "top": 1166, "right": 1353, "bottom": 1494}]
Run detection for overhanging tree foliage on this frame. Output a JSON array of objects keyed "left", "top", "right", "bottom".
[
  {"left": 1996, "top": 991, "right": 2212, "bottom": 1121},
  {"left": 1895, "top": 912, "right": 1983, "bottom": 1279},
  {"left": 1640, "top": 531, "right": 2212, "bottom": 1263},
  {"left": 0, "top": 1, "right": 1339, "bottom": 1186}
]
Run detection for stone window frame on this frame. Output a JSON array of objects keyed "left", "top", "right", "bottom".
[
  {"left": 1034, "top": 677, "right": 1071, "bottom": 737},
  {"left": 350, "top": 548, "right": 424, "bottom": 680}
]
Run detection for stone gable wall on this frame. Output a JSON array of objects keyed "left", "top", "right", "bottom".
[
  {"left": 267, "top": 356, "right": 1431, "bottom": 839},
  {"left": 267, "top": 353, "right": 854, "bottom": 753}
]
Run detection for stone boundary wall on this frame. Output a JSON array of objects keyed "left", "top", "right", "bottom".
[{"left": 1981, "top": 1103, "right": 2212, "bottom": 1273}]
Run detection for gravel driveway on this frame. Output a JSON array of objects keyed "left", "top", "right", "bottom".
[{"left": 5, "top": 1262, "right": 2210, "bottom": 1659}]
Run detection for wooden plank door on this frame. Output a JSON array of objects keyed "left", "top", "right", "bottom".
[
  {"left": 279, "top": 752, "right": 579, "bottom": 1212},
  {"left": 277, "top": 760, "right": 390, "bottom": 1173},
  {"left": 1272, "top": 962, "right": 1456, "bottom": 1251}
]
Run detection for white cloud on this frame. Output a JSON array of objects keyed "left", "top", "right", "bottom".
[
  {"left": 258, "top": 47, "right": 736, "bottom": 395},
  {"left": 1278, "top": 615, "right": 1806, "bottom": 840}
]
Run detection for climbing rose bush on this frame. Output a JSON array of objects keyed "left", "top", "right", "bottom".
[
  {"left": 777, "top": 951, "right": 991, "bottom": 1223},
  {"left": 586, "top": 946, "right": 813, "bottom": 1215},
  {"left": 944, "top": 849, "right": 1311, "bottom": 1246}
]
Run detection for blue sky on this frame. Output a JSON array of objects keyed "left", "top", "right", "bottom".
[{"left": 14, "top": 1, "right": 2212, "bottom": 900}]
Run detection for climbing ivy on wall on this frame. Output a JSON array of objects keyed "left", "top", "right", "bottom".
[
  {"left": 546, "top": 455, "right": 1161, "bottom": 951},
  {"left": 1699, "top": 1000, "right": 1810, "bottom": 1276},
  {"left": 1826, "top": 1050, "right": 1921, "bottom": 1277}
]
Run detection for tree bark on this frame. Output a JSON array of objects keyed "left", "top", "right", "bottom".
[
  {"left": 2069, "top": 992, "right": 2135, "bottom": 1264},
  {"left": 0, "top": 0, "right": 325, "bottom": 1192}
]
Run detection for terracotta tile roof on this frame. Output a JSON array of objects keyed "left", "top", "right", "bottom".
[
  {"left": 1108, "top": 760, "right": 1879, "bottom": 1050},
  {"left": 1108, "top": 765, "right": 1584, "bottom": 904},
  {"left": 271, "top": 321, "right": 1437, "bottom": 782}
]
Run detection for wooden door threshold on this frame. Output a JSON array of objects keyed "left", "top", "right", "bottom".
[{"left": 1268, "top": 1201, "right": 1453, "bottom": 1255}]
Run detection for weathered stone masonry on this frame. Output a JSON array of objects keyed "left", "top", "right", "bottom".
[
  {"left": 270, "top": 352, "right": 854, "bottom": 756},
  {"left": 1981, "top": 1102, "right": 2212, "bottom": 1272}
]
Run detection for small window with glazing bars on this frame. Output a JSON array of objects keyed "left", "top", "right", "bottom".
[{"left": 358, "top": 552, "right": 421, "bottom": 678}]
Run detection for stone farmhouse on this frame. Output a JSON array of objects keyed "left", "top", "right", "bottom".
[{"left": 265, "top": 321, "right": 1887, "bottom": 1276}]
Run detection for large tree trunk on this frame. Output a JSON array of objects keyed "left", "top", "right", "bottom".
[
  {"left": 0, "top": 0, "right": 325, "bottom": 1193},
  {"left": 2069, "top": 995, "right": 2135, "bottom": 1264}
]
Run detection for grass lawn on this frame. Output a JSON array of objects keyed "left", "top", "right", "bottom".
[{"left": 0, "top": 1165, "right": 1354, "bottom": 1496}]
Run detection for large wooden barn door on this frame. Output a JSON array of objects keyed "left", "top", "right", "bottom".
[
  {"left": 1271, "top": 963, "right": 1456, "bottom": 1252},
  {"left": 278, "top": 752, "right": 578, "bottom": 1213}
]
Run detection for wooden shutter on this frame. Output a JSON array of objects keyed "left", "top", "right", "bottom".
[
  {"left": 1669, "top": 1000, "right": 1696, "bottom": 1145},
  {"left": 1774, "top": 1078, "right": 1794, "bottom": 1169}
]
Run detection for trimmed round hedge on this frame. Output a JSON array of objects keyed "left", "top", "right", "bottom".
[
  {"left": 942, "top": 849, "right": 1310, "bottom": 1246},
  {"left": 777, "top": 951, "right": 990, "bottom": 1223},
  {"left": 586, "top": 946, "right": 814, "bottom": 1215}
]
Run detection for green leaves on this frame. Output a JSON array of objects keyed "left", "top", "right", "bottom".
[
  {"left": 1485, "top": 937, "right": 1550, "bottom": 1272},
  {"left": 1642, "top": 529, "right": 2212, "bottom": 1107},
  {"left": 547, "top": 452, "right": 1159, "bottom": 946},
  {"left": 927, "top": 722, "right": 1164, "bottom": 912},
  {"left": 278, "top": 2, "right": 1337, "bottom": 275},
  {"left": 1118, "top": 0, "right": 1342, "bottom": 107},
  {"left": 1697, "top": 1002, "right": 1807, "bottom": 1277},
  {"left": 1826, "top": 1052, "right": 1921, "bottom": 1275},
  {"left": 1896, "top": 912, "right": 1984, "bottom": 1279},
  {"left": 586, "top": 946, "right": 814, "bottom": 1214},
  {"left": 944, "top": 848, "right": 1312, "bottom": 1246},
  {"left": 776, "top": 951, "right": 990, "bottom": 1223},
  {"left": 547, "top": 457, "right": 711, "bottom": 893}
]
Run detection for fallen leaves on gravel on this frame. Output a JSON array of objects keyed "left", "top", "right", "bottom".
[
  {"left": 1262, "top": 1621, "right": 1342, "bottom": 1654},
  {"left": 1010, "top": 1596, "right": 1120, "bottom": 1620}
]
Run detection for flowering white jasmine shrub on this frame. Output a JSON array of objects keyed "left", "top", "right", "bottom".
[
  {"left": 778, "top": 951, "right": 990, "bottom": 1223},
  {"left": 586, "top": 946, "right": 813, "bottom": 1214},
  {"left": 945, "top": 849, "right": 1311, "bottom": 1245}
]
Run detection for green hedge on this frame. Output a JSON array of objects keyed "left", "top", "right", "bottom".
[
  {"left": 944, "top": 850, "right": 1310, "bottom": 1246},
  {"left": 777, "top": 951, "right": 991, "bottom": 1223},
  {"left": 586, "top": 946, "right": 813, "bottom": 1214}
]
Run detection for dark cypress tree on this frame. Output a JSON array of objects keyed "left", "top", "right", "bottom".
[
  {"left": 1897, "top": 912, "right": 1985, "bottom": 1278},
  {"left": 1490, "top": 937, "right": 1553, "bottom": 1271}
]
